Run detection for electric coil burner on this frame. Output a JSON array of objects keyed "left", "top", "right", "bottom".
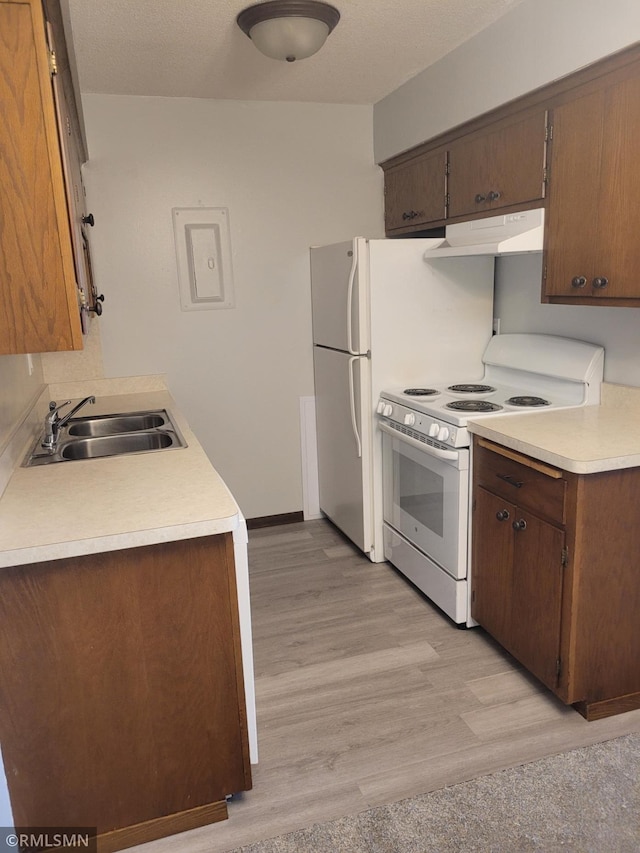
[
  {"left": 447, "top": 383, "right": 495, "bottom": 393},
  {"left": 403, "top": 388, "right": 439, "bottom": 397},
  {"left": 506, "top": 395, "right": 550, "bottom": 407},
  {"left": 446, "top": 400, "right": 503, "bottom": 412}
]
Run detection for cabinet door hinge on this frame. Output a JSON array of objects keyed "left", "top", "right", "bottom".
[
  {"left": 445, "top": 161, "right": 451, "bottom": 175},
  {"left": 471, "top": 589, "right": 476, "bottom": 604},
  {"left": 445, "top": 192, "right": 450, "bottom": 208},
  {"left": 49, "top": 49, "right": 58, "bottom": 76},
  {"left": 543, "top": 264, "right": 548, "bottom": 282},
  {"left": 556, "top": 657, "right": 562, "bottom": 677},
  {"left": 543, "top": 166, "right": 550, "bottom": 185},
  {"left": 545, "top": 123, "right": 553, "bottom": 142},
  {"left": 561, "top": 546, "right": 568, "bottom": 567}
]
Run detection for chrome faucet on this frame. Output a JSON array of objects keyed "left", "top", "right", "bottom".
[{"left": 41, "top": 396, "right": 96, "bottom": 451}]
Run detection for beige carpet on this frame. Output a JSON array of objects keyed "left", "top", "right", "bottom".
[{"left": 228, "top": 733, "right": 640, "bottom": 852}]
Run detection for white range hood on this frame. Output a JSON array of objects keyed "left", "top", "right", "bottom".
[{"left": 424, "top": 208, "right": 544, "bottom": 258}]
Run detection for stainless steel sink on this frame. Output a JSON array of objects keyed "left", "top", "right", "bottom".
[
  {"left": 24, "top": 408, "right": 187, "bottom": 466},
  {"left": 67, "top": 412, "right": 166, "bottom": 437},
  {"left": 61, "top": 432, "right": 175, "bottom": 460}
]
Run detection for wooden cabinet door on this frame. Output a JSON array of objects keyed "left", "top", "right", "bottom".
[
  {"left": 471, "top": 486, "right": 515, "bottom": 649},
  {"left": 543, "top": 91, "right": 602, "bottom": 298},
  {"left": 0, "top": 536, "right": 251, "bottom": 839},
  {"left": 592, "top": 73, "right": 640, "bottom": 298},
  {"left": 544, "top": 68, "right": 640, "bottom": 302},
  {"left": 448, "top": 111, "right": 548, "bottom": 219},
  {"left": 0, "top": 0, "right": 83, "bottom": 354},
  {"left": 472, "top": 488, "right": 564, "bottom": 693},
  {"left": 510, "top": 510, "right": 565, "bottom": 691},
  {"left": 384, "top": 150, "right": 446, "bottom": 231},
  {"left": 49, "top": 46, "right": 95, "bottom": 330}
]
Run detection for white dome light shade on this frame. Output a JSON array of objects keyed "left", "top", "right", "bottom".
[
  {"left": 237, "top": 1, "right": 340, "bottom": 63},
  {"left": 249, "top": 17, "right": 330, "bottom": 62}
]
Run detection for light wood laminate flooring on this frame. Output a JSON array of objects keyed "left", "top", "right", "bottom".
[{"left": 134, "top": 519, "right": 640, "bottom": 853}]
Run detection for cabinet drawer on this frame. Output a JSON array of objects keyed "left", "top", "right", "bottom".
[{"left": 474, "top": 438, "right": 566, "bottom": 524}]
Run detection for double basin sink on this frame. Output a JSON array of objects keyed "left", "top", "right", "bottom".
[{"left": 25, "top": 409, "right": 187, "bottom": 467}]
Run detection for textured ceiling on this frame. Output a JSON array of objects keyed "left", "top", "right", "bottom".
[{"left": 66, "top": 0, "right": 524, "bottom": 104}]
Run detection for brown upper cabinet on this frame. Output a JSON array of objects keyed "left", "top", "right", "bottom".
[
  {"left": 447, "top": 110, "right": 549, "bottom": 219},
  {"left": 543, "top": 62, "right": 640, "bottom": 305},
  {"left": 381, "top": 43, "right": 640, "bottom": 307},
  {"left": 0, "top": 0, "right": 84, "bottom": 354},
  {"left": 384, "top": 149, "right": 447, "bottom": 233},
  {"left": 50, "top": 46, "right": 101, "bottom": 326}
]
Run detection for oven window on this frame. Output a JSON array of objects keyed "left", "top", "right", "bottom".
[{"left": 399, "top": 453, "right": 443, "bottom": 537}]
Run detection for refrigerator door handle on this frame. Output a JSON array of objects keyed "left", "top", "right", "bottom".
[
  {"left": 346, "top": 243, "right": 359, "bottom": 356},
  {"left": 348, "top": 355, "right": 362, "bottom": 458}
]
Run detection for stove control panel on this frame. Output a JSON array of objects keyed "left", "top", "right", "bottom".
[{"left": 376, "top": 397, "right": 469, "bottom": 449}]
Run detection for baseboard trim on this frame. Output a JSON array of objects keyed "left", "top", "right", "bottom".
[
  {"left": 247, "top": 511, "right": 304, "bottom": 530},
  {"left": 574, "top": 691, "right": 640, "bottom": 721},
  {"left": 97, "top": 800, "right": 228, "bottom": 852}
]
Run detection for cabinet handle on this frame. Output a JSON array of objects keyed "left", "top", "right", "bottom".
[
  {"left": 488, "top": 190, "right": 501, "bottom": 201},
  {"left": 82, "top": 213, "right": 95, "bottom": 227},
  {"left": 571, "top": 276, "right": 587, "bottom": 288},
  {"left": 512, "top": 519, "right": 527, "bottom": 531},
  {"left": 474, "top": 193, "right": 487, "bottom": 203},
  {"left": 402, "top": 210, "right": 421, "bottom": 221},
  {"left": 496, "top": 509, "right": 510, "bottom": 521},
  {"left": 592, "top": 276, "right": 609, "bottom": 289},
  {"left": 496, "top": 473, "right": 523, "bottom": 488}
]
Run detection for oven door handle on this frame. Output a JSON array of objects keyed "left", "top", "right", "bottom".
[{"left": 378, "top": 421, "right": 462, "bottom": 463}]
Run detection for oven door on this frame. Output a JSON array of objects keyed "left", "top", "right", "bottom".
[{"left": 380, "top": 422, "right": 469, "bottom": 579}]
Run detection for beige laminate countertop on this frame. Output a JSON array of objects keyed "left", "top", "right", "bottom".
[
  {"left": 467, "top": 383, "right": 640, "bottom": 474},
  {"left": 0, "top": 388, "right": 240, "bottom": 569}
]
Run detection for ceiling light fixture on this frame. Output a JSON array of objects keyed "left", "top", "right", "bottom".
[{"left": 237, "top": 1, "right": 340, "bottom": 63}]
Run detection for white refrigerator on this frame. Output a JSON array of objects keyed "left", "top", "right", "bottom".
[{"left": 310, "top": 237, "right": 495, "bottom": 562}]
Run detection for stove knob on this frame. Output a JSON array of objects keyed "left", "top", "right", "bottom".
[
  {"left": 382, "top": 404, "right": 393, "bottom": 418},
  {"left": 428, "top": 423, "right": 439, "bottom": 438},
  {"left": 376, "top": 400, "right": 386, "bottom": 414},
  {"left": 438, "top": 426, "right": 450, "bottom": 442},
  {"left": 403, "top": 413, "right": 416, "bottom": 426}
]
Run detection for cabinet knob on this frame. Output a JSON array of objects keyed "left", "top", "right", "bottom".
[
  {"left": 571, "top": 276, "right": 587, "bottom": 288},
  {"left": 592, "top": 276, "right": 609, "bottom": 289},
  {"left": 91, "top": 294, "right": 105, "bottom": 316},
  {"left": 82, "top": 213, "right": 95, "bottom": 227},
  {"left": 474, "top": 193, "right": 487, "bottom": 203},
  {"left": 512, "top": 519, "right": 527, "bottom": 531},
  {"left": 496, "top": 509, "right": 510, "bottom": 521},
  {"left": 488, "top": 190, "right": 501, "bottom": 201}
]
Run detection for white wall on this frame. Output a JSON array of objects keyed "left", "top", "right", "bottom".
[
  {"left": 374, "top": 0, "right": 640, "bottom": 162},
  {"left": 0, "top": 355, "right": 44, "bottom": 453},
  {"left": 494, "top": 256, "right": 640, "bottom": 387},
  {"left": 81, "top": 95, "right": 383, "bottom": 519}
]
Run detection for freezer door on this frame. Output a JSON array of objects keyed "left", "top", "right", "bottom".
[
  {"left": 310, "top": 240, "right": 368, "bottom": 354},
  {"left": 313, "top": 345, "right": 372, "bottom": 554}
]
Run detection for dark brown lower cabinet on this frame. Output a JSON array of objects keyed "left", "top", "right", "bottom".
[
  {"left": 0, "top": 535, "right": 251, "bottom": 851},
  {"left": 473, "top": 487, "right": 565, "bottom": 691},
  {"left": 472, "top": 437, "right": 640, "bottom": 720}
]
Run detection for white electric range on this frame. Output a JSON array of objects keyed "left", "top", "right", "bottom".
[{"left": 376, "top": 334, "right": 605, "bottom": 625}]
